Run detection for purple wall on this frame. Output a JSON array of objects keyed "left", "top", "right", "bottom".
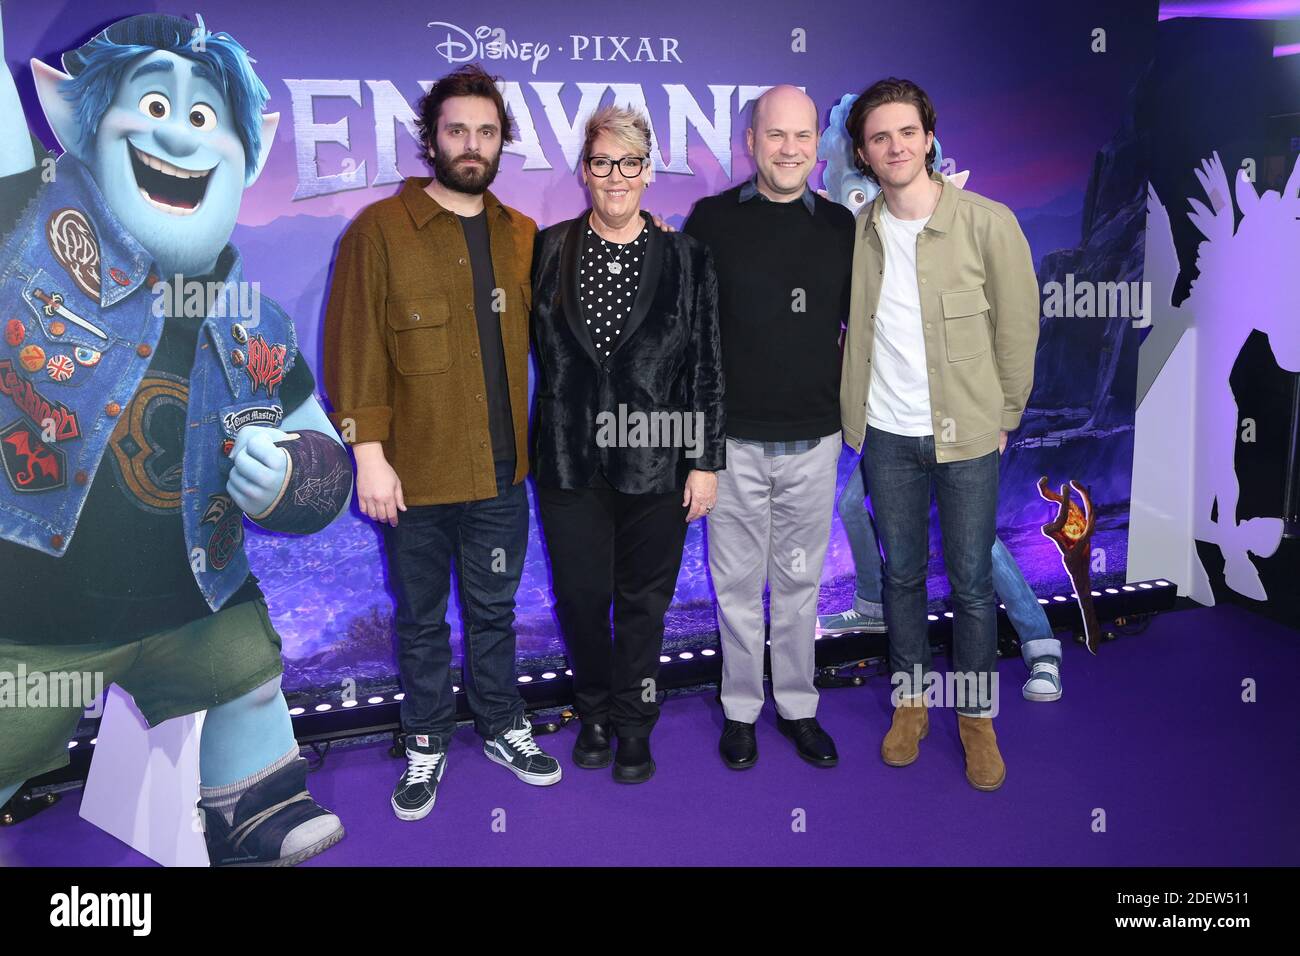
[{"left": 5, "top": 1, "right": 1157, "bottom": 693}]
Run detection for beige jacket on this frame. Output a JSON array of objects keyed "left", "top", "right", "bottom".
[{"left": 840, "top": 169, "right": 1039, "bottom": 462}]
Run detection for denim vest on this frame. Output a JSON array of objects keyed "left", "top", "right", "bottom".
[{"left": 0, "top": 155, "right": 298, "bottom": 611}]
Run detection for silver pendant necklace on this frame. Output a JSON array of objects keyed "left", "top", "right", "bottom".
[
  {"left": 602, "top": 238, "right": 630, "bottom": 275},
  {"left": 596, "top": 226, "right": 641, "bottom": 275}
]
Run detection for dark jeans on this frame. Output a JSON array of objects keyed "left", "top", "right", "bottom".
[
  {"left": 536, "top": 482, "right": 689, "bottom": 738},
  {"left": 381, "top": 458, "right": 526, "bottom": 748},
  {"left": 862, "top": 426, "right": 999, "bottom": 716}
]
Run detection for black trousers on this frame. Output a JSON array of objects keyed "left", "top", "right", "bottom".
[{"left": 537, "top": 481, "right": 689, "bottom": 737}]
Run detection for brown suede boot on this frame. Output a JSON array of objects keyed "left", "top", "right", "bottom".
[
  {"left": 957, "top": 714, "right": 1006, "bottom": 791},
  {"left": 880, "top": 697, "right": 928, "bottom": 767}
]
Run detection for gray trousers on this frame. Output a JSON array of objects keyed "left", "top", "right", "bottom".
[{"left": 707, "top": 434, "right": 842, "bottom": 722}]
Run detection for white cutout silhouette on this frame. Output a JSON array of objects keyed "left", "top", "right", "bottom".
[{"left": 1145, "top": 153, "right": 1300, "bottom": 601}]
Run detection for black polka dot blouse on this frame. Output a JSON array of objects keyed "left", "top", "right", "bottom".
[{"left": 579, "top": 223, "right": 646, "bottom": 359}]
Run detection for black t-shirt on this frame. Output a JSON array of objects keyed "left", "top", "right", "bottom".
[
  {"left": 0, "top": 151, "right": 314, "bottom": 645},
  {"left": 457, "top": 211, "right": 515, "bottom": 467}
]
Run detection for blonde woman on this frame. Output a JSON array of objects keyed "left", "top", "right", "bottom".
[{"left": 530, "top": 105, "right": 725, "bottom": 783}]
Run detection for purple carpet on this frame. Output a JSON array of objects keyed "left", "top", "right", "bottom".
[{"left": 2, "top": 602, "right": 1296, "bottom": 867}]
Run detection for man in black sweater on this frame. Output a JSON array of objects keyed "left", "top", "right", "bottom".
[{"left": 684, "top": 85, "right": 853, "bottom": 770}]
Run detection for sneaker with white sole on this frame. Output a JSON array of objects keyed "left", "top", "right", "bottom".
[
  {"left": 200, "top": 757, "right": 345, "bottom": 866},
  {"left": 392, "top": 734, "right": 447, "bottom": 821},
  {"left": 816, "top": 607, "right": 887, "bottom": 635},
  {"left": 1022, "top": 657, "right": 1062, "bottom": 702},
  {"left": 484, "top": 714, "right": 562, "bottom": 786}
]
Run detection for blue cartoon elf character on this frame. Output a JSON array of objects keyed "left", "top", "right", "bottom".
[{"left": 0, "top": 10, "right": 354, "bottom": 865}]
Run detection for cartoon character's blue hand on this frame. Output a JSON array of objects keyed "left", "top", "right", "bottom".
[{"left": 225, "top": 425, "right": 291, "bottom": 516}]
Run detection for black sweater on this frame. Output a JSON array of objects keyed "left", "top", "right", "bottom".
[{"left": 683, "top": 184, "right": 853, "bottom": 442}]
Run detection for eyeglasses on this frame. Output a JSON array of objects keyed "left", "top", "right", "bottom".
[{"left": 585, "top": 155, "right": 649, "bottom": 178}]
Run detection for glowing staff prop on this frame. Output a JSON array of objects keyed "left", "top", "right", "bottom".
[{"left": 1037, "top": 476, "right": 1101, "bottom": 654}]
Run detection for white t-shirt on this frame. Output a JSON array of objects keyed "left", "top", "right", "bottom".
[{"left": 867, "top": 204, "right": 934, "bottom": 437}]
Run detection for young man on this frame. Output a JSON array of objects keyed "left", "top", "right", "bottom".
[
  {"left": 323, "top": 64, "right": 560, "bottom": 822},
  {"left": 840, "top": 78, "right": 1039, "bottom": 790},
  {"left": 685, "top": 86, "right": 854, "bottom": 770}
]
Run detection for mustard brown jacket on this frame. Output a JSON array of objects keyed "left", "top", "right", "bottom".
[{"left": 323, "top": 179, "right": 535, "bottom": 504}]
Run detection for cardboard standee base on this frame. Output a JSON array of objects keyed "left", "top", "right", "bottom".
[{"left": 78, "top": 685, "right": 209, "bottom": 867}]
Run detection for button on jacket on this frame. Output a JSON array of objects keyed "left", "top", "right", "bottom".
[
  {"left": 840, "top": 170, "right": 1040, "bottom": 462},
  {"left": 323, "top": 179, "right": 535, "bottom": 505}
]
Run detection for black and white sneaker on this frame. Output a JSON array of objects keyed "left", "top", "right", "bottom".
[
  {"left": 484, "top": 714, "right": 562, "bottom": 786},
  {"left": 392, "top": 734, "right": 447, "bottom": 821}
]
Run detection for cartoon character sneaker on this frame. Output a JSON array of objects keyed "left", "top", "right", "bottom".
[
  {"left": 199, "top": 757, "right": 344, "bottom": 866},
  {"left": 816, "top": 607, "right": 887, "bottom": 635},
  {"left": 484, "top": 714, "right": 562, "bottom": 786},
  {"left": 1022, "top": 657, "right": 1062, "bottom": 702}
]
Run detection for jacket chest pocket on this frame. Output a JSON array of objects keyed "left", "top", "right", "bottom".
[
  {"left": 941, "top": 287, "right": 991, "bottom": 362},
  {"left": 17, "top": 268, "right": 119, "bottom": 388},
  {"left": 386, "top": 295, "right": 451, "bottom": 375}
]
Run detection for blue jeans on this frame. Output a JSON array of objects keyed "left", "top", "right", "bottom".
[
  {"left": 862, "top": 426, "right": 999, "bottom": 716},
  {"left": 842, "top": 451, "right": 1059, "bottom": 663},
  {"left": 992, "top": 537, "right": 1061, "bottom": 664},
  {"left": 381, "top": 458, "right": 527, "bottom": 747},
  {"left": 837, "top": 453, "right": 884, "bottom": 615}
]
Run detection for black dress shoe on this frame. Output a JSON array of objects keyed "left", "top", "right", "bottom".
[
  {"left": 612, "top": 735, "right": 655, "bottom": 784},
  {"left": 719, "top": 719, "right": 758, "bottom": 769},
  {"left": 777, "top": 716, "right": 838, "bottom": 767},
  {"left": 573, "top": 721, "right": 612, "bottom": 769}
]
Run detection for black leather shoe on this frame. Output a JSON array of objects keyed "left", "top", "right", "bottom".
[
  {"left": 573, "top": 721, "right": 612, "bottom": 769},
  {"left": 612, "top": 735, "right": 655, "bottom": 784},
  {"left": 777, "top": 716, "right": 838, "bottom": 767},
  {"left": 719, "top": 719, "right": 758, "bottom": 769}
]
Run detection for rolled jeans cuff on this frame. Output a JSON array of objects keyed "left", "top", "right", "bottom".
[
  {"left": 853, "top": 595, "right": 884, "bottom": 618},
  {"left": 1020, "top": 636, "right": 1062, "bottom": 665}
]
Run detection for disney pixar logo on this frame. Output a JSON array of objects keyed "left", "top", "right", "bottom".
[
  {"left": 426, "top": 22, "right": 683, "bottom": 75},
  {"left": 427, "top": 22, "right": 551, "bottom": 74}
]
